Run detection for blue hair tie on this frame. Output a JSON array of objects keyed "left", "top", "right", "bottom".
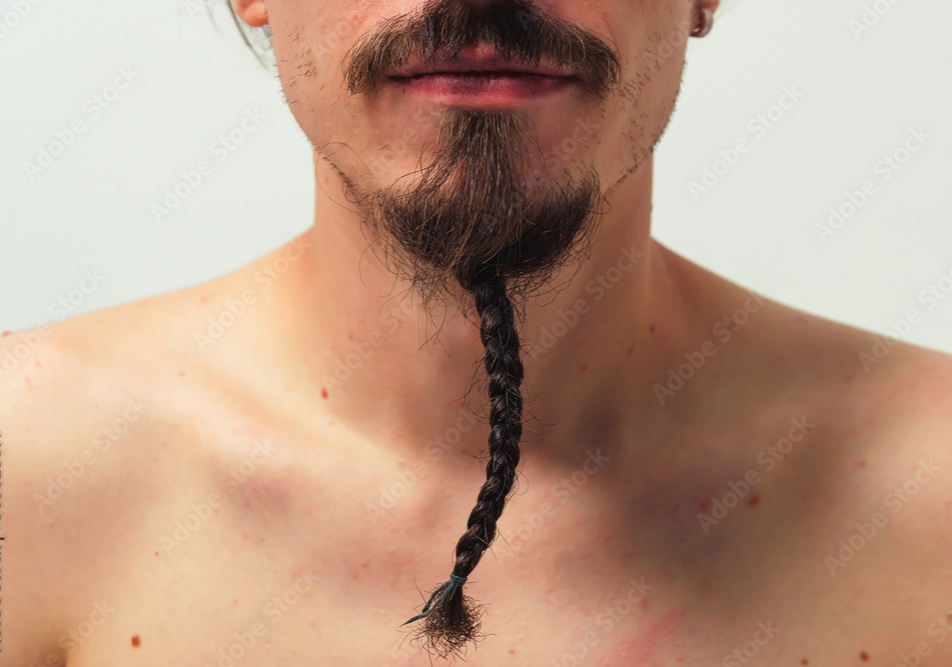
[{"left": 401, "top": 573, "right": 468, "bottom": 626}]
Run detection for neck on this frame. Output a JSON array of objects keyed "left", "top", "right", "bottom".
[{"left": 263, "top": 151, "right": 698, "bottom": 468}]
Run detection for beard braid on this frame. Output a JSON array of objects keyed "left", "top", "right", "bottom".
[
  {"left": 338, "top": 0, "right": 620, "bottom": 657},
  {"left": 358, "top": 107, "right": 603, "bottom": 658}
]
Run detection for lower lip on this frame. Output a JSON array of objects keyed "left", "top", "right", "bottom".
[{"left": 390, "top": 72, "right": 575, "bottom": 103}]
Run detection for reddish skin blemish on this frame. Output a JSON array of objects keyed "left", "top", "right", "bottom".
[
  {"left": 856, "top": 460, "right": 867, "bottom": 469},
  {"left": 581, "top": 365, "right": 588, "bottom": 372},
  {"left": 844, "top": 374, "right": 853, "bottom": 383},
  {"left": 131, "top": 635, "right": 141, "bottom": 647},
  {"left": 801, "top": 660, "right": 809, "bottom": 665},
  {"left": 650, "top": 324, "right": 655, "bottom": 333},
  {"left": 509, "top": 649, "right": 516, "bottom": 655},
  {"left": 627, "top": 347, "right": 634, "bottom": 355},
  {"left": 1, "top": 330, "right": 11, "bottom": 336},
  {"left": 699, "top": 499, "right": 712, "bottom": 512},
  {"left": 747, "top": 494, "right": 760, "bottom": 508},
  {"left": 154, "top": 551, "right": 159, "bottom": 556},
  {"left": 321, "top": 387, "right": 329, "bottom": 399},
  {"left": 347, "top": 331, "right": 355, "bottom": 341},
  {"left": 860, "top": 651, "right": 869, "bottom": 661}
]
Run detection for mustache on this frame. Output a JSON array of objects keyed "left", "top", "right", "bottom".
[{"left": 343, "top": 0, "right": 622, "bottom": 100}]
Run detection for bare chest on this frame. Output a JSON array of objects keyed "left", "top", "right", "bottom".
[{"left": 57, "top": 411, "right": 952, "bottom": 667}]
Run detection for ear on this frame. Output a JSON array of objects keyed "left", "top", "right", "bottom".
[
  {"left": 701, "top": 0, "right": 721, "bottom": 14},
  {"left": 232, "top": 0, "right": 268, "bottom": 28}
]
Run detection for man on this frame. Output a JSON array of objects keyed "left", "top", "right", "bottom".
[{"left": 4, "top": 0, "right": 952, "bottom": 665}]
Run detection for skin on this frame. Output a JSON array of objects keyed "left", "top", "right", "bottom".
[{"left": 5, "top": 0, "right": 952, "bottom": 665}]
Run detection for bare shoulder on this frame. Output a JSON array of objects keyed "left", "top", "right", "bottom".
[
  {"left": 711, "top": 272, "right": 952, "bottom": 657},
  {"left": 827, "top": 340, "right": 952, "bottom": 660},
  {"left": 759, "top": 298, "right": 952, "bottom": 656},
  {"left": 0, "top": 276, "right": 227, "bottom": 663}
]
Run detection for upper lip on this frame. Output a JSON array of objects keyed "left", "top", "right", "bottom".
[{"left": 388, "top": 52, "right": 575, "bottom": 79}]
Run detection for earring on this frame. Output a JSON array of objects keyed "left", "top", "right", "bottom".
[{"left": 691, "top": 6, "right": 714, "bottom": 38}]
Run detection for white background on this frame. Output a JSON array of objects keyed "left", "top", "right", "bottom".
[{"left": 1, "top": 0, "right": 950, "bottom": 352}]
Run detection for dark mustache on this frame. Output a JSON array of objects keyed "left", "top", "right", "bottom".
[{"left": 343, "top": 0, "right": 621, "bottom": 100}]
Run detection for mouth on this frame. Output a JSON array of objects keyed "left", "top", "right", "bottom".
[
  {"left": 388, "top": 53, "right": 575, "bottom": 79},
  {"left": 387, "top": 53, "right": 578, "bottom": 104}
]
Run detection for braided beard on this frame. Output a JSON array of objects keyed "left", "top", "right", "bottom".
[
  {"left": 339, "top": 0, "right": 619, "bottom": 657},
  {"left": 362, "top": 105, "right": 603, "bottom": 658}
]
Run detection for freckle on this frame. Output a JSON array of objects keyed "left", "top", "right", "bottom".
[
  {"left": 860, "top": 650, "right": 869, "bottom": 661},
  {"left": 747, "top": 494, "right": 760, "bottom": 508},
  {"left": 321, "top": 387, "right": 329, "bottom": 399},
  {"left": 627, "top": 347, "right": 633, "bottom": 355},
  {"left": 179, "top": 371, "right": 185, "bottom": 377},
  {"left": 581, "top": 365, "right": 588, "bottom": 372},
  {"left": 131, "top": 635, "right": 141, "bottom": 647},
  {"left": 801, "top": 660, "right": 809, "bottom": 666},
  {"left": 650, "top": 324, "right": 655, "bottom": 333},
  {"left": 35, "top": 361, "right": 43, "bottom": 369}
]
